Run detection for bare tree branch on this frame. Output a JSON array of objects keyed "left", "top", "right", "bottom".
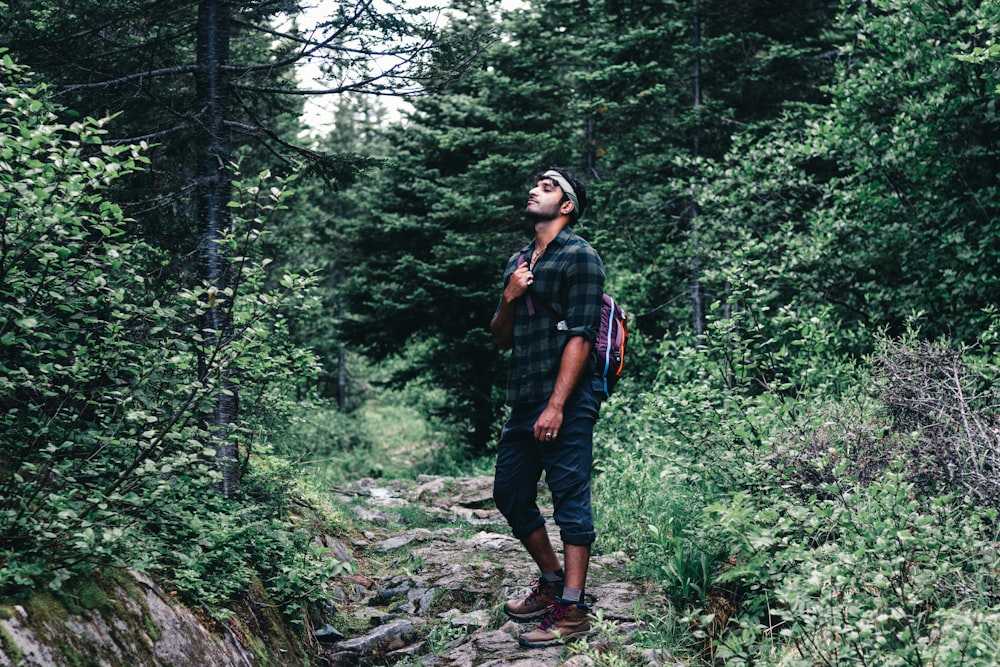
[
  {"left": 231, "top": 0, "right": 372, "bottom": 51},
  {"left": 103, "top": 124, "right": 196, "bottom": 146},
  {"left": 51, "top": 65, "right": 200, "bottom": 96}
]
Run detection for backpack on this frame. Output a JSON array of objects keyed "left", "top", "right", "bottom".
[
  {"left": 519, "top": 253, "right": 629, "bottom": 398},
  {"left": 596, "top": 293, "right": 628, "bottom": 398}
]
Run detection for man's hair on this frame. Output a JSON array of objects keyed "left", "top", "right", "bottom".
[{"left": 533, "top": 167, "right": 588, "bottom": 221}]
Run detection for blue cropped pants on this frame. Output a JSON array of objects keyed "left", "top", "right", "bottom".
[{"left": 493, "top": 378, "right": 602, "bottom": 546}]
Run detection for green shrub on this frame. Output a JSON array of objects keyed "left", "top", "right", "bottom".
[
  {"left": 594, "top": 272, "right": 1000, "bottom": 664},
  {"left": 0, "top": 55, "right": 163, "bottom": 588},
  {"left": 0, "top": 54, "right": 343, "bottom": 625},
  {"left": 706, "top": 476, "right": 1000, "bottom": 665},
  {"left": 145, "top": 473, "right": 350, "bottom": 619},
  {"left": 594, "top": 394, "right": 728, "bottom": 601}
]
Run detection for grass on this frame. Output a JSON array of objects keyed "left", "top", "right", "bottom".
[{"left": 280, "top": 391, "right": 492, "bottom": 486}]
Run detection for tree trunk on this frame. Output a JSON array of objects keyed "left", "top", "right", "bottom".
[
  {"left": 194, "top": 0, "right": 239, "bottom": 496},
  {"left": 338, "top": 270, "right": 347, "bottom": 410},
  {"left": 690, "top": 8, "right": 706, "bottom": 339}
]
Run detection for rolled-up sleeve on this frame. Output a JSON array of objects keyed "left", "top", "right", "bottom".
[{"left": 563, "top": 242, "right": 605, "bottom": 344}]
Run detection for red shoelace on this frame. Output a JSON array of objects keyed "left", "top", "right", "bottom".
[
  {"left": 537, "top": 601, "right": 570, "bottom": 630},
  {"left": 524, "top": 578, "right": 547, "bottom": 602}
]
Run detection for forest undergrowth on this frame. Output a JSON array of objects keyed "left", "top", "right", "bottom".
[
  {"left": 583, "top": 308, "right": 1000, "bottom": 666},
  {"left": 283, "top": 303, "right": 1000, "bottom": 665}
]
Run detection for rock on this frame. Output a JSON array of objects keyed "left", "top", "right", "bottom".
[
  {"left": 637, "top": 648, "right": 687, "bottom": 666},
  {"left": 364, "top": 484, "right": 401, "bottom": 499},
  {"left": 585, "top": 581, "right": 646, "bottom": 622},
  {"left": 314, "top": 624, "right": 346, "bottom": 643},
  {"left": 0, "top": 571, "right": 255, "bottom": 667},
  {"left": 407, "top": 477, "right": 446, "bottom": 502},
  {"left": 617, "top": 621, "right": 646, "bottom": 635},
  {"left": 386, "top": 640, "right": 427, "bottom": 659},
  {"left": 323, "top": 650, "right": 361, "bottom": 666},
  {"left": 444, "top": 609, "right": 491, "bottom": 629},
  {"left": 407, "top": 475, "right": 497, "bottom": 509},
  {"left": 374, "top": 528, "right": 434, "bottom": 551},
  {"left": 342, "top": 478, "right": 404, "bottom": 500},
  {"left": 401, "top": 587, "right": 436, "bottom": 615},
  {"left": 357, "top": 611, "right": 400, "bottom": 626},
  {"left": 344, "top": 573, "right": 374, "bottom": 588},
  {"left": 350, "top": 505, "right": 401, "bottom": 525},
  {"left": 465, "top": 530, "right": 524, "bottom": 551},
  {"left": 331, "top": 618, "right": 418, "bottom": 656},
  {"left": 312, "top": 533, "right": 354, "bottom": 563},
  {"left": 326, "top": 585, "right": 349, "bottom": 606},
  {"left": 425, "top": 627, "right": 565, "bottom": 667},
  {"left": 376, "top": 575, "right": 413, "bottom": 602}
]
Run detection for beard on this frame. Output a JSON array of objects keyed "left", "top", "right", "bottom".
[{"left": 523, "top": 200, "right": 560, "bottom": 229}]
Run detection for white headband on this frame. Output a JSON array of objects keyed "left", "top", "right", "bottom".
[{"left": 541, "top": 170, "right": 580, "bottom": 218}]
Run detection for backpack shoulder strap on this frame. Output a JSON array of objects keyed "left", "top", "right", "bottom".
[{"left": 519, "top": 252, "right": 564, "bottom": 322}]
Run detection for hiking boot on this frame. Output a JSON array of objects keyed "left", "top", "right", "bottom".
[
  {"left": 517, "top": 598, "right": 593, "bottom": 648},
  {"left": 503, "top": 578, "right": 562, "bottom": 620}
]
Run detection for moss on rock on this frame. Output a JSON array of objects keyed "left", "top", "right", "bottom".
[
  {"left": 0, "top": 569, "right": 322, "bottom": 666},
  {"left": 0, "top": 622, "right": 25, "bottom": 665}
]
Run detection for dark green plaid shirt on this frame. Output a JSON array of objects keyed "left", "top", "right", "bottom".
[{"left": 497, "top": 227, "right": 605, "bottom": 406}]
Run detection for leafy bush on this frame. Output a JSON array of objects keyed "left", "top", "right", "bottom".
[
  {"left": 138, "top": 462, "right": 351, "bottom": 620},
  {"left": 596, "top": 268, "right": 1000, "bottom": 664},
  {"left": 708, "top": 325, "right": 1000, "bottom": 663},
  {"left": 0, "top": 55, "right": 164, "bottom": 587},
  {"left": 594, "top": 394, "right": 731, "bottom": 609},
  {"left": 0, "top": 53, "right": 344, "bottom": 621},
  {"left": 707, "top": 477, "right": 1000, "bottom": 666}
]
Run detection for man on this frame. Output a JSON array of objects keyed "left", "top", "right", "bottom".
[{"left": 490, "top": 167, "right": 605, "bottom": 648}]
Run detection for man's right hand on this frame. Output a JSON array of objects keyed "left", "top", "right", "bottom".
[{"left": 504, "top": 264, "right": 534, "bottom": 303}]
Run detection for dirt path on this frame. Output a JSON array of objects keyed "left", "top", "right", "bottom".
[{"left": 319, "top": 475, "right": 674, "bottom": 666}]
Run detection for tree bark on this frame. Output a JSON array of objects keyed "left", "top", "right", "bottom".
[
  {"left": 195, "top": 0, "right": 239, "bottom": 496},
  {"left": 690, "top": 9, "right": 706, "bottom": 339}
]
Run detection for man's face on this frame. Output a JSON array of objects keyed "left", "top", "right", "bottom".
[{"left": 524, "top": 177, "right": 566, "bottom": 222}]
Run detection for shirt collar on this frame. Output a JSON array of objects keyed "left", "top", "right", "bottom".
[
  {"left": 522, "top": 227, "right": 574, "bottom": 255},
  {"left": 551, "top": 227, "right": 574, "bottom": 248}
]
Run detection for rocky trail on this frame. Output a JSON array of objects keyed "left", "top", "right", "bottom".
[
  {"left": 0, "top": 474, "right": 679, "bottom": 667},
  {"left": 319, "top": 475, "right": 678, "bottom": 666}
]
